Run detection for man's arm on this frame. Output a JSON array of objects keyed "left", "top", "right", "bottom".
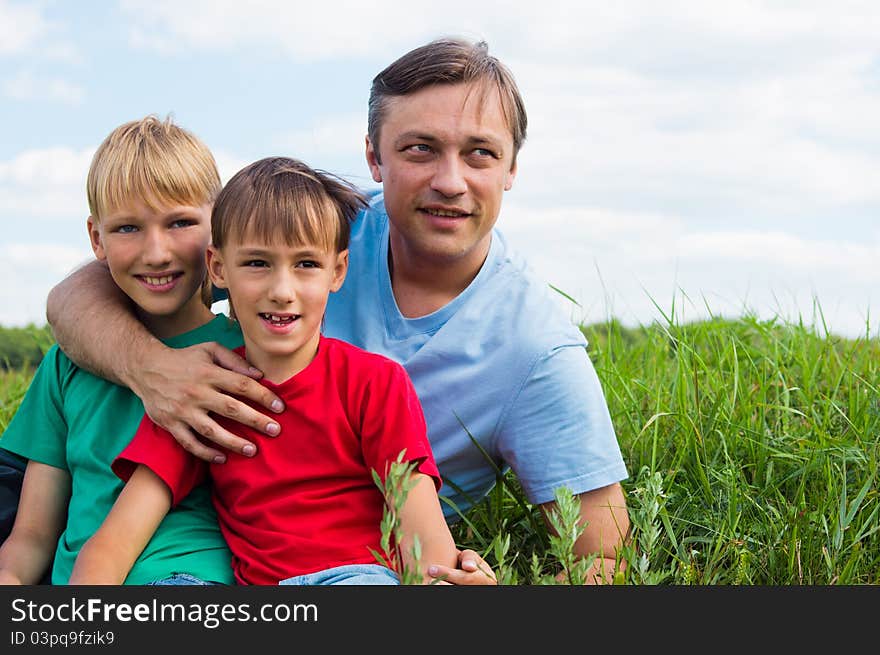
[
  {"left": 540, "top": 482, "right": 630, "bottom": 585},
  {"left": 46, "top": 260, "right": 285, "bottom": 462}
]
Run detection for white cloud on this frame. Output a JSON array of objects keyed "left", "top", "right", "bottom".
[
  {"left": 212, "top": 149, "right": 252, "bottom": 186},
  {"left": 500, "top": 203, "right": 880, "bottom": 338},
  {"left": 3, "top": 70, "right": 85, "bottom": 106},
  {"left": 274, "top": 114, "right": 367, "bottom": 159},
  {"left": 0, "top": 146, "right": 94, "bottom": 219},
  {"left": 0, "top": 0, "right": 47, "bottom": 55},
  {"left": 121, "top": 0, "right": 440, "bottom": 59},
  {"left": 0, "top": 243, "right": 92, "bottom": 327}
]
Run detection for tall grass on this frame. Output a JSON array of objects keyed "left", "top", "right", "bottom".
[{"left": 449, "top": 314, "right": 880, "bottom": 584}]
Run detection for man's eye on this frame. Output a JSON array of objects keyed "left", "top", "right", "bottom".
[
  {"left": 473, "top": 148, "right": 497, "bottom": 158},
  {"left": 405, "top": 144, "right": 431, "bottom": 154}
]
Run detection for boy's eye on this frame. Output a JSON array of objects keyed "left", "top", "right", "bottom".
[
  {"left": 297, "top": 260, "right": 320, "bottom": 269},
  {"left": 170, "top": 219, "right": 196, "bottom": 228},
  {"left": 243, "top": 259, "right": 268, "bottom": 267},
  {"left": 115, "top": 225, "right": 138, "bottom": 234}
]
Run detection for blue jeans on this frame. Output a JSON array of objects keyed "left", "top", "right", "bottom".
[
  {"left": 279, "top": 563, "right": 399, "bottom": 586},
  {"left": 148, "top": 573, "right": 221, "bottom": 586}
]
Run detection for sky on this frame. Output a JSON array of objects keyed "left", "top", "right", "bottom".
[{"left": 1, "top": 0, "right": 879, "bottom": 339}]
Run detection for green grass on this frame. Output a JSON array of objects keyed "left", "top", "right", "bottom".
[
  {"left": 448, "top": 314, "right": 880, "bottom": 584},
  {"left": 2, "top": 313, "right": 878, "bottom": 584}
]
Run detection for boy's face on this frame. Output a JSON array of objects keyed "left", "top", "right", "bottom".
[
  {"left": 207, "top": 237, "right": 348, "bottom": 382},
  {"left": 88, "top": 199, "right": 212, "bottom": 337},
  {"left": 366, "top": 81, "right": 517, "bottom": 273}
]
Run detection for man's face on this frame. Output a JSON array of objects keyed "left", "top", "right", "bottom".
[{"left": 366, "top": 82, "right": 517, "bottom": 273}]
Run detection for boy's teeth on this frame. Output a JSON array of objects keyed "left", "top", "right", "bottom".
[
  {"left": 144, "top": 275, "right": 174, "bottom": 285},
  {"left": 262, "top": 313, "right": 295, "bottom": 324}
]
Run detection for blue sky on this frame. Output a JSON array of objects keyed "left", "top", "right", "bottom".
[{"left": 2, "top": 0, "right": 879, "bottom": 338}]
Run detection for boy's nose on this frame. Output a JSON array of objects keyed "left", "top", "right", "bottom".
[
  {"left": 267, "top": 271, "right": 296, "bottom": 304},
  {"left": 142, "top": 231, "right": 173, "bottom": 266}
]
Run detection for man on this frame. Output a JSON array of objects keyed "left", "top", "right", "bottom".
[{"left": 45, "top": 37, "right": 630, "bottom": 584}]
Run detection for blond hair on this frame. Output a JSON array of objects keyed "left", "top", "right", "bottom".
[
  {"left": 87, "top": 115, "right": 220, "bottom": 307},
  {"left": 86, "top": 115, "right": 220, "bottom": 221}
]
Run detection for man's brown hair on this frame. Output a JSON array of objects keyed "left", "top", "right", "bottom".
[{"left": 367, "top": 37, "right": 528, "bottom": 164}]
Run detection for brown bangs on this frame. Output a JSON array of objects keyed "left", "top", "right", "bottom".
[{"left": 212, "top": 157, "right": 367, "bottom": 253}]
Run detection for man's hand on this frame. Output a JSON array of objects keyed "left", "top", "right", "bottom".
[
  {"left": 427, "top": 548, "right": 497, "bottom": 585},
  {"left": 130, "top": 341, "right": 285, "bottom": 462},
  {"left": 540, "top": 483, "right": 630, "bottom": 585}
]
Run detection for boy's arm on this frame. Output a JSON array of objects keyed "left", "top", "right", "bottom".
[
  {"left": 540, "top": 482, "right": 630, "bottom": 585},
  {"left": 0, "top": 462, "right": 70, "bottom": 585},
  {"left": 69, "top": 465, "right": 172, "bottom": 584},
  {"left": 395, "top": 473, "right": 460, "bottom": 585},
  {"left": 46, "top": 260, "right": 285, "bottom": 462}
]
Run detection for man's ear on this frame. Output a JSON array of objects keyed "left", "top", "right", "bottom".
[
  {"left": 504, "top": 158, "right": 518, "bottom": 192},
  {"left": 365, "top": 135, "right": 382, "bottom": 183},
  {"left": 330, "top": 249, "right": 349, "bottom": 293},
  {"left": 87, "top": 216, "right": 106, "bottom": 261},
  {"left": 206, "top": 245, "right": 228, "bottom": 289}
]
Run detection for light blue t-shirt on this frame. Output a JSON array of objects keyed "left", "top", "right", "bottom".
[{"left": 325, "top": 192, "right": 628, "bottom": 519}]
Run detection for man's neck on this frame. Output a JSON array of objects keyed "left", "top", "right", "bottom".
[{"left": 388, "top": 237, "right": 490, "bottom": 319}]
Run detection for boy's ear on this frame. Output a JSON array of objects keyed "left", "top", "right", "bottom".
[
  {"left": 330, "top": 249, "right": 349, "bottom": 293},
  {"left": 365, "top": 136, "right": 382, "bottom": 184},
  {"left": 87, "top": 216, "right": 106, "bottom": 261},
  {"left": 206, "top": 245, "right": 228, "bottom": 289}
]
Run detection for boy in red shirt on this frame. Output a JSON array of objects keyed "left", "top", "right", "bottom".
[{"left": 70, "top": 156, "right": 458, "bottom": 585}]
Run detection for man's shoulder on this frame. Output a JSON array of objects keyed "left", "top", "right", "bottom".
[
  {"left": 349, "top": 188, "right": 386, "bottom": 241},
  {"left": 472, "top": 237, "right": 588, "bottom": 352}
]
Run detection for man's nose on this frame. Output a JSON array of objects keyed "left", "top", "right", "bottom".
[{"left": 430, "top": 155, "right": 467, "bottom": 197}]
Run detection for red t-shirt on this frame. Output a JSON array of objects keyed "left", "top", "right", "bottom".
[{"left": 114, "top": 336, "right": 440, "bottom": 585}]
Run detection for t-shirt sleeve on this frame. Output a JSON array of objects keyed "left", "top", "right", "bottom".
[
  {"left": 358, "top": 360, "right": 441, "bottom": 491},
  {"left": 497, "top": 344, "right": 629, "bottom": 505},
  {"left": 0, "top": 345, "right": 69, "bottom": 469},
  {"left": 112, "top": 413, "right": 206, "bottom": 507}
]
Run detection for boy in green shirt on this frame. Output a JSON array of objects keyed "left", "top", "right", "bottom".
[{"left": 0, "top": 115, "right": 239, "bottom": 585}]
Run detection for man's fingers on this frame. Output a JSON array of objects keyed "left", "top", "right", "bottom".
[
  {"left": 166, "top": 422, "right": 228, "bottom": 464},
  {"left": 215, "top": 366, "right": 285, "bottom": 417},
  {"left": 191, "top": 415, "right": 258, "bottom": 459},
  {"left": 208, "top": 370, "right": 283, "bottom": 436},
  {"left": 208, "top": 342, "right": 265, "bottom": 380}
]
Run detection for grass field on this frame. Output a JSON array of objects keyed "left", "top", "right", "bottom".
[
  {"left": 2, "top": 314, "right": 878, "bottom": 584},
  {"left": 447, "top": 314, "right": 880, "bottom": 584}
]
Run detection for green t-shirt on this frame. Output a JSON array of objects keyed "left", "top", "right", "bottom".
[{"left": 0, "top": 314, "right": 244, "bottom": 585}]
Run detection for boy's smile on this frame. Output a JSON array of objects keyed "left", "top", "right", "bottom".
[
  {"left": 208, "top": 239, "right": 348, "bottom": 384},
  {"left": 88, "top": 200, "right": 212, "bottom": 339}
]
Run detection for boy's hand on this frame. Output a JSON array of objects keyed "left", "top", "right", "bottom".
[
  {"left": 427, "top": 549, "right": 497, "bottom": 585},
  {"left": 130, "top": 341, "right": 285, "bottom": 462}
]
